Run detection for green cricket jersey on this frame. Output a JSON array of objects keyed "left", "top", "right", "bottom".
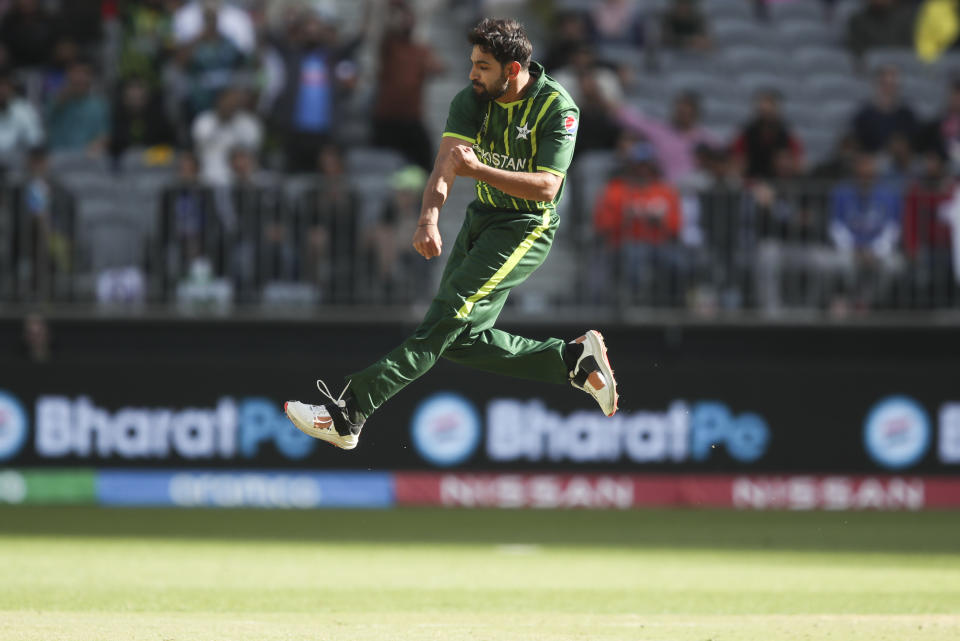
[{"left": 442, "top": 60, "right": 579, "bottom": 213}]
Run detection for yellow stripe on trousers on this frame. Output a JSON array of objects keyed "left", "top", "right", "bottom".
[{"left": 455, "top": 210, "right": 551, "bottom": 320}]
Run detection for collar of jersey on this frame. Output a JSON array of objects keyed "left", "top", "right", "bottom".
[{"left": 494, "top": 60, "right": 546, "bottom": 108}]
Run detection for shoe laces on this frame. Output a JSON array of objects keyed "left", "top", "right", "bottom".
[{"left": 316, "top": 378, "right": 351, "bottom": 411}]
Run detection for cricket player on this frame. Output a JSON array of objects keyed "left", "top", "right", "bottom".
[{"left": 285, "top": 18, "right": 618, "bottom": 449}]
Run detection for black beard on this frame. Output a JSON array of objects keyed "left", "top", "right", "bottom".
[{"left": 473, "top": 75, "right": 509, "bottom": 102}]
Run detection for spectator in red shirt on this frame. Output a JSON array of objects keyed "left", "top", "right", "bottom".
[
  {"left": 731, "top": 89, "right": 803, "bottom": 180},
  {"left": 592, "top": 141, "right": 688, "bottom": 304},
  {"left": 371, "top": 1, "right": 445, "bottom": 171},
  {"left": 903, "top": 145, "right": 955, "bottom": 305}
]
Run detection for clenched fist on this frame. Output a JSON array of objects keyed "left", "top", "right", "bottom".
[
  {"left": 413, "top": 223, "right": 442, "bottom": 259},
  {"left": 448, "top": 145, "right": 482, "bottom": 178}
]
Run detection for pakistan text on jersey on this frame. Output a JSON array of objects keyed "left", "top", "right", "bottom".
[{"left": 473, "top": 146, "right": 530, "bottom": 172}]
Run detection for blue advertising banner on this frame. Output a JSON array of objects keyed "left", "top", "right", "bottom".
[{"left": 97, "top": 470, "right": 394, "bottom": 508}]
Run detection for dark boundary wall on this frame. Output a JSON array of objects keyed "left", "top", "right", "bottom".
[{"left": 2, "top": 319, "right": 960, "bottom": 477}]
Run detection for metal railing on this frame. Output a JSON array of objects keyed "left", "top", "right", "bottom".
[
  {"left": 571, "top": 177, "right": 959, "bottom": 316},
  {"left": 2, "top": 174, "right": 958, "bottom": 318}
]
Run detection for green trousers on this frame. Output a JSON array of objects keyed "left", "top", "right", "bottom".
[{"left": 347, "top": 204, "right": 569, "bottom": 418}]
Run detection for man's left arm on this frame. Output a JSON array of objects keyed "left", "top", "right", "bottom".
[
  {"left": 449, "top": 103, "right": 579, "bottom": 203},
  {"left": 449, "top": 146, "right": 562, "bottom": 202}
]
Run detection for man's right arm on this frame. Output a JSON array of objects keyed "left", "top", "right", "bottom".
[{"left": 413, "top": 135, "right": 471, "bottom": 259}]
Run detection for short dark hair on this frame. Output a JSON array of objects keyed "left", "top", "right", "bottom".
[{"left": 468, "top": 18, "right": 532, "bottom": 70}]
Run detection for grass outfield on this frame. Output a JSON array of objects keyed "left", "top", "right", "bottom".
[{"left": 0, "top": 507, "right": 958, "bottom": 641}]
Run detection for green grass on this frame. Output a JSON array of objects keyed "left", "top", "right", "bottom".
[{"left": 1, "top": 507, "right": 958, "bottom": 640}]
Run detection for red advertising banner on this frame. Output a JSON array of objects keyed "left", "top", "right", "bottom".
[{"left": 393, "top": 473, "right": 960, "bottom": 510}]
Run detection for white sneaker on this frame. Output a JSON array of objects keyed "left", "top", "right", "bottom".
[
  {"left": 285, "top": 380, "right": 364, "bottom": 450},
  {"left": 569, "top": 330, "right": 619, "bottom": 417}
]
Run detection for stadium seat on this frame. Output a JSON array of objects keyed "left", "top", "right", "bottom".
[
  {"left": 597, "top": 44, "right": 646, "bottom": 73},
  {"left": 84, "top": 215, "right": 144, "bottom": 273},
  {"left": 864, "top": 47, "right": 927, "bottom": 76},
  {"left": 49, "top": 150, "right": 110, "bottom": 174},
  {"left": 793, "top": 46, "right": 856, "bottom": 77},
  {"left": 702, "top": 98, "right": 751, "bottom": 129},
  {"left": 665, "top": 70, "right": 742, "bottom": 103},
  {"left": 899, "top": 75, "right": 946, "bottom": 108},
  {"left": 802, "top": 131, "right": 839, "bottom": 166},
  {"left": 627, "top": 73, "right": 667, "bottom": 100},
  {"left": 711, "top": 18, "right": 780, "bottom": 49},
  {"left": 804, "top": 73, "right": 871, "bottom": 101},
  {"left": 769, "top": 1, "right": 826, "bottom": 23},
  {"left": 657, "top": 50, "right": 716, "bottom": 75},
  {"left": 345, "top": 147, "right": 408, "bottom": 176},
  {"left": 630, "top": 98, "right": 670, "bottom": 121},
  {"left": 734, "top": 71, "right": 794, "bottom": 98},
  {"left": 570, "top": 150, "right": 617, "bottom": 233},
  {"left": 58, "top": 171, "right": 119, "bottom": 199},
  {"left": 701, "top": 0, "right": 753, "bottom": 20},
  {"left": 932, "top": 50, "right": 960, "bottom": 81},
  {"left": 778, "top": 20, "right": 838, "bottom": 49},
  {"left": 719, "top": 46, "right": 790, "bottom": 76}
]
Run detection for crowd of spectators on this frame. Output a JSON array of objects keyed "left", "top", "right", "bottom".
[
  {"left": 538, "top": 0, "right": 959, "bottom": 313},
  {"left": 0, "top": 0, "right": 958, "bottom": 314},
  {"left": 0, "top": 0, "right": 444, "bottom": 306}
]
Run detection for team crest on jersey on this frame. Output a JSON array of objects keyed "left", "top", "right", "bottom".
[
  {"left": 515, "top": 123, "right": 531, "bottom": 140},
  {"left": 564, "top": 115, "right": 578, "bottom": 134}
]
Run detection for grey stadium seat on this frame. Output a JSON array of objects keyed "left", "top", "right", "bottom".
[
  {"left": 778, "top": 20, "right": 838, "bottom": 49},
  {"left": 719, "top": 46, "right": 790, "bottom": 76},
  {"left": 49, "top": 150, "right": 110, "bottom": 174},
  {"left": 864, "top": 47, "right": 926, "bottom": 76},
  {"left": 84, "top": 216, "right": 144, "bottom": 272},
  {"left": 345, "top": 147, "right": 407, "bottom": 176},
  {"left": 798, "top": 128, "right": 839, "bottom": 165},
  {"left": 570, "top": 151, "right": 617, "bottom": 232},
  {"left": 702, "top": 0, "right": 752, "bottom": 20},
  {"left": 793, "top": 46, "right": 856, "bottom": 77},
  {"left": 665, "top": 70, "right": 725, "bottom": 94},
  {"left": 735, "top": 71, "right": 794, "bottom": 98},
  {"left": 769, "top": 1, "right": 826, "bottom": 23},
  {"left": 702, "top": 98, "right": 751, "bottom": 129},
  {"left": 804, "top": 73, "right": 871, "bottom": 101},
  {"left": 711, "top": 18, "right": 781, "bottom": 49}
]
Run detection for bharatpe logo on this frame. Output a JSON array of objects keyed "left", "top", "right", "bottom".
[
  {"left": 33, "top": 395, "right": 315, "bottom": 461},
  {"left": 411, "top": 392, "right": 481, "bottom": 467},
  {"left": 864, "top": 396, "right": 931, "bottom": 469},
  {"left": 0, "top": 390, "right": 28, "bottom": 461},
  {"left": 487, "top": 399, "right": 770, "bottom": 464}
]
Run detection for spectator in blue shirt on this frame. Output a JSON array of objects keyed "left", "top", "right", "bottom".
[
  {"left": 272, "top": 10, "right": 361, "bottom": 172},
  {"left": 46, "top": 60, "right": 110, "bottom": 153},
  {"left": 828, "top": 152, "right": 905, "bottom": 308}
]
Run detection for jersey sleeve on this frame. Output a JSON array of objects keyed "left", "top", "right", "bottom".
[
  {"left": 442, "top": 87, "right": 481, "bottom": 144},
  {"left": 535, "top": 101, "right": 579, "bottom": 177}
]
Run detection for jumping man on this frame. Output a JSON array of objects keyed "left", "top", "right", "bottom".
[{"left": 284, "top": 18, "right": 618, "bottom": 449}]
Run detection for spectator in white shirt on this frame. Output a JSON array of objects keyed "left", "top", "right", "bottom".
[
  {"left": 0, "top": 70, "right": 43, "bottom": 169},
  {"left": 191, "top": 86, "right": 262, "bottom": 186},
  {"left": 173, "top": 0, "right": 255, "bottom": 54}
]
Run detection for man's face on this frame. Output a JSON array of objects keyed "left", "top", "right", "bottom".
[
  {"left": 216, "top": 88, "right": 243, "bottom": 117},
  {"left": 66, "top": 64, "right": 92, "bottom": 94},
  {"left": 948, "top": 87, "right": 960, "bottom": 113},
  {"left": 755, "top": 94, "right": 779, "bottom": 121},
  {"left": 876, "top": 68, "right": 899, "bottom": 100},
  {"left": 672, "top": 98, "right": 697, "bottom": 128},
  {"left": 855, "top": 154, "right": 876, "bottom": 182},
  {"left": 469, "top": 45, "right": 509, "bottom": 102}
]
